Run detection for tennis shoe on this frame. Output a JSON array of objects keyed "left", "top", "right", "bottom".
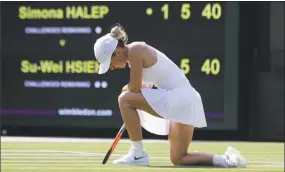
[
  {"left": 112, "top": 149, "right": 149, "bottom": 166},
  {"left": 224, "top": 146, "right": 247, "bottom": 168}
]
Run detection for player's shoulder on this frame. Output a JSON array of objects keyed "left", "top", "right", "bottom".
[
  {"left": 128, "top": 42, "right": 147, "bottom": 56},
  {"left": 129, "top": 41, "right": 147, "bottom": 48}
]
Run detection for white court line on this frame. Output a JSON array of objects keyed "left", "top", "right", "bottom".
[
  {"left": 1, "top": 161, "right": 284, "bottom": 168},
  {"left": 2, "top": 148, "right": 283, "bottom": 155},
  {"left": 2, "top": 157, "right": 283, "bottom": 166},
  {"left": 4, "top": 136, "right": 277, "bottom": 144},
  {"left": 1, "top": 153, "right": 102, "bottom": 158},
  {"left": 2, "top": 151, "right": 282, "bottom": 156},
  {"left": 1, "top": 150, "right": 284, "bottom": 165},
  {"left": 1, "top": 160, "right": 169, "bottom": 163},
  {"left": 1, "top": 150, "right": 168, "bottom": 159},
  {"left": 2, "top": 150, "right": 100, "bottom": 154},
  {"left": 1, "top": 154, "right": 284, "bottom": 165},
  {"left": 1, "top": 154, "right": 99, "bottom": 157},
  {"left": 2, "top": 150, "right": 283, "bottom": 155},
  {"left": 1, "top": 157, "right": 108, "bottom": 160},
  {"left": 1, "top": 167, "right": 283, "bottom": 171},
  {"left": 1, "top": 136, "right": 168, "bottom": 143}
]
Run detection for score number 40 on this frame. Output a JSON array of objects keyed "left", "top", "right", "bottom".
[{"left": 180, "top": 58, "right": 221, "bottom": 75}]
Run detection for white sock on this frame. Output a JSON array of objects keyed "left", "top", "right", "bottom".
[
  {"left": 213, "top": 155, "right": 227, "bottom": 167},
  {"left": 130, "top": 140, "right": 144, "bottom": 152}
]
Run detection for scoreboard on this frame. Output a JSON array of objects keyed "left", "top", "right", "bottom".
[{"left": 0, "top": 2, "right": 239, "bottom": 130}]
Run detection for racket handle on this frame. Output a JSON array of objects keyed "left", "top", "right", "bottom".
[{"left": 102, "top": 124, "right": 126, "bottom": 164}]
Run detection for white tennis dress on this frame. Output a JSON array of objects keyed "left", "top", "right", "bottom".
[{"left": 137, "top": 49, "right": 207, "bottom": 135}]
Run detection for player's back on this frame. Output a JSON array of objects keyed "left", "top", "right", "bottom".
[{"left": 142, "top": 47, "right": 192, "bottom": 90}]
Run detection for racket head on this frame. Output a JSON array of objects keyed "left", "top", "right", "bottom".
[{"left": 102, "top": 124, "right": 125, "bottom": 164}]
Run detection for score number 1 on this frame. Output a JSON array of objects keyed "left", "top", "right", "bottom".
[
  {"left": 161, "top": 3, "right": 222, "bottom": 20},
  {"left": 180, "top": 58, "right": 221, "bottom": 75}
]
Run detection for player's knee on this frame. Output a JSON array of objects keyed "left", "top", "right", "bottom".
[
  {"left": 170, "top": 155, "right": 182, "bottom": 165},
  {"left": 118, "top": 91, "right": 131, "bottom": 106}
]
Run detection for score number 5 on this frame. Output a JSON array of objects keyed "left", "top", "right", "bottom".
[
  {"left": 180, "top": 58, "right": 221, "bottom": 75},
  {"left": 180, "top": 58, "right": 190, "bottom": 74}
]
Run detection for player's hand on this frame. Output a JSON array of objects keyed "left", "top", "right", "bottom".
[
  {"left": 142, "top": 83, "right": 153, "bottom": 89},
  {"left": 122, "top": 84, "right": 130, "bottom": 92},
  {"left": 122, "top": 83, "right": 153, "bottom": 92}
]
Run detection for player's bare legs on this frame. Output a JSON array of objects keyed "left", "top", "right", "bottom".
[
  {"left": 114, "top": 91, "right": 161, "bottom": 166},
  {"left": 116, "top": 91, "right": 246, "bottom": 167},
  {"left": 168, "top": 117, "right": 247, "bottom": 167},
  {"left": 168, "top": 122, "right": 215, "bottom": 165},
  {"left": 118, "top": 93, "right": 142, "bottom": 141},
  {"left": 118, "top": 91, "right": 161, "bottom": 141}
]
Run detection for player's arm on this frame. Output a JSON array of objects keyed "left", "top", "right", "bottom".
[
  {"left": 127, "top": 44, "right": 144, "bottom": 93},
  {"left": 122, "top": 82, "right": 152, "bottom": 93}
]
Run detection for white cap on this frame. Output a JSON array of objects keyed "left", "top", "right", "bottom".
[{"left": 94, "top": 33, "right": 118, "bottom": 74}]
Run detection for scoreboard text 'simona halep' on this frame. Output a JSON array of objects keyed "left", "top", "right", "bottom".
[{"left": 1, "top": 2, "right": 240, "bottom": 130}]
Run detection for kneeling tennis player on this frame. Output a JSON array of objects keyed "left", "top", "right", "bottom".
[{"left": 94, "top": 24, "right": 247, "bottom": 168}]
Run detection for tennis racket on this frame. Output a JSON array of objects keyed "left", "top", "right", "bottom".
[{"left": 102, "top": 124, "right": 126, "bottom": 164}]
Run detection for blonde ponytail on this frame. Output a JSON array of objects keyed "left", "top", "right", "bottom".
[{"left": 110, "top": 24, "right": 128, "bottom": 45}]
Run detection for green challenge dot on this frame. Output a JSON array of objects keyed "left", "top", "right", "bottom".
[{"left": 146, "top": 8, "right": 153, "bottom": 16}]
